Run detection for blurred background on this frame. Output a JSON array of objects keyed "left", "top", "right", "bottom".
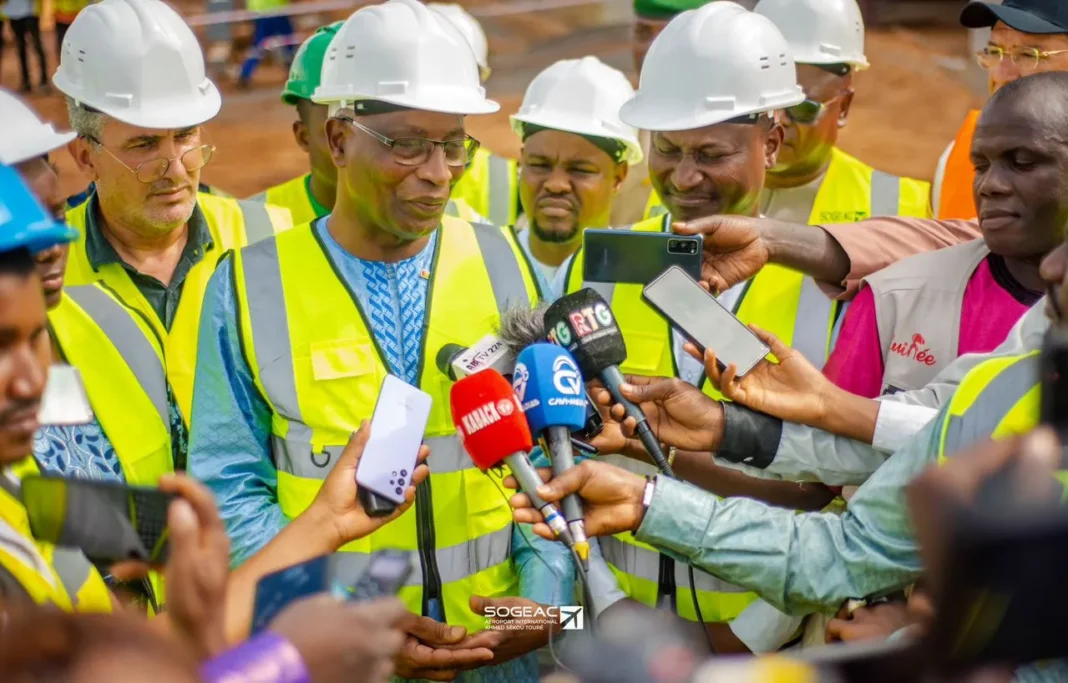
[{"left": 3, "top": 0, "right": 987, "bottom": 199}]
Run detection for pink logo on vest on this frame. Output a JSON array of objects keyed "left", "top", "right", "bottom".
[{"left": 890, "top": 333, "right": 936, "bottom": 366}]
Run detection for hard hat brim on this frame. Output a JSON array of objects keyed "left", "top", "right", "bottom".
[
  {"left": 312, "top": 86, "right": 500, "bottom": 116},
  {"left": 794, "top": 55, "right": 871, "bottom": 71},
  {"left": 619, "top": 88, "right": 805, "bottom": 132},
  {"left": 960, "top": 1, "right": 1067, "bottom": 34},
  {"left": 0, "top": 130, "right": 77, "bottom": 166},
  {"left": 509, "top": 113, "right": 644, "bottom": 165},
  {"left": 8, "top": 221, "right": 79, "bottom": 254},
  {"left": 53, "top": 74, "right": 223, "bottom": 130}
]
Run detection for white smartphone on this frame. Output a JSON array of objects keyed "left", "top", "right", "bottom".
[
  {"left": 355, "top": 375, "right": 433, "bottom": 505},
  {"left": 642, "top": 266, "right": 770, "bottom": 377},
  {"left": 38, "top": 364, "right": 94, "bottom": 426}
]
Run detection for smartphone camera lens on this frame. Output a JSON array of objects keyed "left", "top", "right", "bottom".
[{"left": 667, "top": 239, "right": 696, "bottom": 255}]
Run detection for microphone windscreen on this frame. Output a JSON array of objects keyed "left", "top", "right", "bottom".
[
  {"left": 436, "top": 343, "right": 467, "bottom": 380},
  {"left": 450, "top": 369, "right": 532, "bottom": 470},
  {"left": 543, "top": 289, "right": 628, "bottom": 378},
  {"left": 513, "top": 344, "right": 587, "bottom": 433},
  {"left": 497, "top": 302, "right": 551, "bottom": 357}
]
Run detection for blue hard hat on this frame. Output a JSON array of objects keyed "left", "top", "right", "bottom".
[{"left": 0, "top": 164, "right": 78, "bottom": 253}]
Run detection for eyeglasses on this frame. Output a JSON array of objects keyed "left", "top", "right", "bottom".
[
  {"left": 87, "top": 137, "right": 215, "bottom": 184},
  {"left": 783, "top": 94, "right": 846, "bottom": 125},
  {"left": 975, "top": 46, "right": 1068, "bottom": 73},
  {"left": 339, "top": 117, "right": 480, "bottom": 168}
]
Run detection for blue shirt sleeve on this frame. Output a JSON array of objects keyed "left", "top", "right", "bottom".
[
  {"left": 188, "top": 257, "right": 288, "bottom": 565},
  {"left": 512, "top": 522, "right": 576, "bottom": 607}
]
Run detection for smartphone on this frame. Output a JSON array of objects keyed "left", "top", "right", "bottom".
[
  {"left": 582, "top": 228, "right": 702, "bottom": 285},
  {"left": 355, "top": 375, "right": 432, "bottom": 507},
  {"left": 251, "top": 550, "right": 413, "bottom": 634},
  {"left": 642, "top": 266, "right": 770, "bottom": 376},
  {"left": 39, "top": 365, "right": 94, "bottom": 426},
  {"left": 21, "top": 475, "right": 175, "bottom": 564}
]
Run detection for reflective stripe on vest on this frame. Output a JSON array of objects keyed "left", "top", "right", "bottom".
[
  {"left": 869, "top": 169, "right": 900, "bottom": 217},
  {"left": 937, "top": 110, "right": 980, "bottom": 221},
  {"left": 939, "top": 353, "right": 1040, "bottom": 461},
  {"left": 236, "top": 198, "right": 278, "bottom": 245},
  {"left": 487, "top": 154, "right": 515, "bottom": 228},
  {"left": 232, "top": 218, "right": 539, "bottom": 631},
  {"left": 63, "top": 192, "right": 294, "bottom": 423}
]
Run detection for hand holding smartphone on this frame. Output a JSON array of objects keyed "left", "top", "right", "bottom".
[
  {"left": 355, "top": 375, "right": 432, "bottom": 517},
  {"left": 642, "top": 266, "right": 769, "bottom": 376}
]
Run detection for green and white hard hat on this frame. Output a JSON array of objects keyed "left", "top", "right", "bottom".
[{"left": 282, "top": 21, "right": 343, "bottom": 105}]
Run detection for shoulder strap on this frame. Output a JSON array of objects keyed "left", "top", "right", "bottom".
[
  {"left": 235, "top": 198, "right": 276, "bottom": 245},
  {"left": 469, "top": 222, "right": 534, "bottom": 314},
  {"left": 869, "top": 170, "right": 901, "bottom": 217}
]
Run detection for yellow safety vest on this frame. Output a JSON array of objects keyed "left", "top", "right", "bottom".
[
  {"left": 563, "top": 219, "right": 758, "bottom": 622},
  {"left": 231, "top": 217, "right": 541, "bottom": 632},
  {"left": 0, "top": 475, "right": 112, "bottom": 612},
  {"left": 642, "top": 149, "right": 932, "bottom": 368},
  {"left": 251, "top": 174, "right": 486, "bottom": 227},
  {"left": 937, "top": 352, "right": 1041, "bottom": 464},
  {"left": 64, "top": 192, "right": 293, "bottom": 423},
  {"left": 452, "top": 148, "right": 519, "bottom": 227}
]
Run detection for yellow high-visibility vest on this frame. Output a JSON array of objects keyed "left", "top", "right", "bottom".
[
  {"left": 0, "top": 475, "right": 112, "bottom": 612},
  {"left": 451, "top": 148, "right": 519, "bottom": 227},
  {"left": 64, "top": 192, "right": 293, "bottom": 423},
  {"left": 230, "top": 217, "right": 541, "bottom": 632}
]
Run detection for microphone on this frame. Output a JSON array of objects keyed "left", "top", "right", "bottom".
[
  {"left": 435, "top": 334, "right": 516, "bottom": 381},
  {"left": 513, "top": 343, "right": 590, "bottom": 567},
  {"left": 498, "top": 304, "right": 604, "bottom": 440},
  {"left": 449, "top": 369, "right": 575, "bottom": 549},
  {"left": 543, "top": 289, "right": 674, "bottom": 477}
]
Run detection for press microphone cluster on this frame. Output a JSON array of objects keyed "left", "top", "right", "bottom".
[
  {"left": 513, "top": 343, "right": 590, "bottom": 566},
  {"left": 544, "top": 289, "right": 675, "bottom": 478},
  {"left": 449, "top": 369, "right": 575, "bottom": 550}
]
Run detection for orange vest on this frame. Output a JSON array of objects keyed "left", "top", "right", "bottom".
[{"left": 936, "top": 110, "right": 980, "bottom": 221}]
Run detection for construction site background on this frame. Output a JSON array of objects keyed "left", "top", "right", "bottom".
[{"left": 2, "top": 0, "right": 985, "bottom": 200}]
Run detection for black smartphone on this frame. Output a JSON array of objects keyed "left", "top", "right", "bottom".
[
  {"left": 582, "top": 228, "right": 702, "bottom": 285},
  {"left": 21, "top": 475, "right": 176, "bottom": 564},
  {"left": 251, "top": 550, "right": 413, "bottom": 634},
  {"left": 642, "top": 266, "right": 769, "bottom": 376}
]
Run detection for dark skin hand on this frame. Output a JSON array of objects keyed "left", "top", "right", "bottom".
[
  {"left": 825, "top": 601, "right": 912, "bottom": 644},
  {"left": 393, "top": 614, "right": 494, "bottom": 682},
  {"left": 440, "top": 596, "right": 559, "bottom": 666}
]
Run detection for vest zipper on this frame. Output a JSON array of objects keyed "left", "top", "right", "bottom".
[{"left": 416, "top": 479, "right": 445, "bottom": 619}]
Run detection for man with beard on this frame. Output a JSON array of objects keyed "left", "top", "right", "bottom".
[{"left": 510, "top": 56, "right": 643, "bottom": 282}]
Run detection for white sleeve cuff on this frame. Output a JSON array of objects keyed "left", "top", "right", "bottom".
[
  {"left": 872, "top": 401, "right": 940, "bottom": 453},
  {"left": 728, "top": 599, "right": 805, "bottom": 653},
  {"left": 584, "top": 538, "right": 628, "bottom": 619}
]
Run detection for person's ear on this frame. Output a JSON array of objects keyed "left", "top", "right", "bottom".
[
  {"left": 67, "top": 138, "right": 100, "bottom": 182},
  {"left": 838, "top": 89, "right": 856, "bottom": 129},
  {"left": 325, "top": 118, "right": 351, "bottom": 168},
  {"left": 613, "top": 160, "right": 629, "bottom": 192},
  {"left": 293, "top": 119, "right": 310, "bottom": 153},
  {"left": 765, "top": 120, "right": 785, "bottom": 169}
]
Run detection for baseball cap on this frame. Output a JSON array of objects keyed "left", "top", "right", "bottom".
[{"left": 961, "top": 0, "right": 1068, "bottom": 35}]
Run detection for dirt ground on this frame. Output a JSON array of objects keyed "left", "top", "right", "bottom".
[{"left": 3, "top": 10, "right": 982, "bottom": 200}]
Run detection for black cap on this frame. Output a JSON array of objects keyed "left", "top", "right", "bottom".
[
  {"left": 543, "top": 289, "right": 627, "bottom": 379},
  {"left": 961, "top": 0, "right": 1068, "bottom": 34}
]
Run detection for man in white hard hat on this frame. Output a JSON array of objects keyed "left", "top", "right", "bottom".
[
  {"left": 430, "top": 2, "right": 521, "bottom": 228},
  {"left": 752, "top": 0, "right": 930, "bottom": 225},
  {"left": 510, "top": 56, "right": 643, "bottom": 282},
  {"left": 557, "top": 1, "right": 830, "bottom": 655},
  {"left": 190, "top": 1, "right": 573, "bottom": 681},
  {"left": 52, "top": 0, "right": 293, "bottom": 429}
]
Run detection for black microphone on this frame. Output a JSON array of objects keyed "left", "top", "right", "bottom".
[
  {"left": 498, "top": 303, "right": 604, "bottom": 440},
  {"left": 543, "top": 289, "right": 674, "bottom": 477}
]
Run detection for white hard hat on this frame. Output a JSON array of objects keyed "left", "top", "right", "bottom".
[
  {"left": 313, "top": 0, "right": 499, "bottom": 116},
  {"left": 52, "top": 0, "right": 221, "bottom": 130},
  {"left": 428, "top": 3, "right": 490, "bottom": 79},
  {"left": 510, "top": 57, "right": 643, "bottom": 165},
  {"left": 754, "top": 0, "right": 868, "bottom": 69},
  {"left": 0, "top": 89, "right": 76, "bottom": 164},
  {"left": 620, "top": 1, "right": 804, "bottom": 132}
]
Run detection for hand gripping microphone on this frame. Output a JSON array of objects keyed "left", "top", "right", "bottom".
[
  {"left": 449, "top": 369, "right": 575, "bottom": 549},
  {"left": 498, "top": 303, "right": 604, "bottom": 441},
  {"left": 544, "top": 289, "right": 674, "bottom": 477},
  {"left": 513, "top": 343, "right": 590, "bottom": 567}
]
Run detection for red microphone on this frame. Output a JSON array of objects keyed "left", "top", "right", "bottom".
[{"left": 450, "top": 369, "right": 574, "bottom": 547}]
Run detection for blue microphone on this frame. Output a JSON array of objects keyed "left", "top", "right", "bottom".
[{"left": 513, "top": 343, "right": 589, "bottom": 566}]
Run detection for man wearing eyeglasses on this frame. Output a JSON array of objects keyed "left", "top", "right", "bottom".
[
  {"left": 754, "top": 0, "right": 930, "bottom": 227},
  {"left": 51, "top": 0, "right": 293, "bottom": 429},
  {"left": 189, "top": 1, "right": 574, "bottom": 681},
  {"left": 937, "top": 0, "right": 1068, "bottom": 220}
]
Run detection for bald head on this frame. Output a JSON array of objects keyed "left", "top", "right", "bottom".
[
  {"left": 970, "top": 71, "right": 1068, "bottom": 264},
  {"left": 980, "top": 71, "right": 1068, "bottom": 146}
]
